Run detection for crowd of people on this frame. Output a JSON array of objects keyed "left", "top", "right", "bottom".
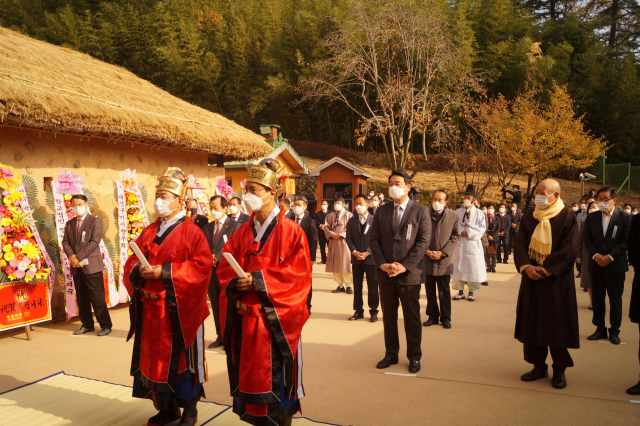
[{"left": 61, "top": 161, "right": 640, "bottom": 426}]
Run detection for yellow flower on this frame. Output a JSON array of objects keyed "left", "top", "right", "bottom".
[
  {"left": 3, "top": 197, "right": 12, "bottom": 205},
  {"left": 0, "top": 260, "right": 6, "bottom": 267},
  {"left": 8, "top": 273, "right": 16, "bottom": 280},
  {"left": 35, "top": 269, "right": 50, "bottom": 279},
  {"left": 21, "top": 244, "right": 40, "bottom": 259},
  {"left": 1, "top": 218, "right": 12, "bottom": 227},
  {"left": 2, "top": 244, "right": 12, "bottom": 253},
  {"left": 63, "top": 194, "right": 72, "bottom": 200},
  {"left": 4, "top": 252, "right": 14, "bottom": 261}
]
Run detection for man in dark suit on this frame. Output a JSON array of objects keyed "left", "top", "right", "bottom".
[
  {"left": 203, "top": 195, "right": 241, "bottom": 348},
  {"left": 583, "top": 187, "right": 632, "bottom": 345},
  {"left": 186, "top": 198, "right": 209, "bottom": 230},
  {"left": 346, "top": 194, "right": 379, "bottom": 322},
  {"left": 316, "top": 201, "right": 329, "bottom": 264},
  {"left": 509, "top": 202, "right": 521, "bottom": 254},
  {"left": 626, "top": 212, "right": 640, "bottom": 394},
  {"left": 62, "top": 194, "right": 112, "bottom": 336},
  {"left": 228, "top": 196, "right": 251, "bottom": 224},
  {"left": 496, "top": 203, "right": 512, "bottom": 264},
  {"left": 368, "top": 195, "right": 381, "bottom": 216},
  {"left": 502, "top": 184, "right": 522, "bottom": 208},
  {"left": 290, "top": 196, "right": 318, "bottom": 313},
  {"left": 486, "top": 204, "right": 499, "bottom": 273},
  {"left": 370, "top": 171, "right": 431, "bottom": 374}
]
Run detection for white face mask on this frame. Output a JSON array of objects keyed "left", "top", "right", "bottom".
[
  {"left": 632, "top": 211, "right": 638, "bottom": 215},
  {"left": 499, "top": 208, "right": 505, "bottom": 213},
  {"left": 535, "top": 194, "right": 553, "bottom": 209},
  {"left": 389, "top": 185, "right": 405, "bottom": 200},
  {"left": 154, "top": 197, "right": 177, "bottom": 218},
  {"left": 488, "top": 209, "right": 495, "bottom": 214},
  {"left": 511, "top": 207, "right": 516, "bottom": 211},
  {"left": 572, "top": 207, "right": 579, "bottom": 212},
  {"left": 211, "top": 209, "right": 225, "bottom": 221},
  {"left": 334, "top": 203, "right": 343, "bottom": 212},
  {"left": 482, "top": 208, "right": 487, "bottom": 213},
  {"left": 379, "top": 195, "right": 384, "bottom": 199},
  {"left": 293, "top": 206, "right": 304, "bottom": 216},
  {"left": 463, "top": 199, "right": 473, "bottom": 207},
  {"left": 243, "top": 192, "right": 270, "bottom": 212},
  {"left": 588, "top": 208, "right": 599, "bottom": 214},
  {"left": 321, "top": 205, "right": 328, "bottom": 211},
  {"left": 73, "top": 205, "right": 87, "bottom": 217},
  {"left": 356, "top": 205, "right": 368, "bottom": 215},
  {"left": 580, "top": 204, "right": 587, "bottom": 210},
  {"left": 597, "top": 201, "right": 611, "bottom": 212},
  {"left": 432, "top": 201, "right": 444, "bottom": 212},
  {"left": 228, "top": 205, "right": 239, "bottom": 215},
  {"left": 369, "top": 193, "right": 374, "bottom": 197},
  {"left": 624, "top": 209, "right": 631, "bottom": 214}
]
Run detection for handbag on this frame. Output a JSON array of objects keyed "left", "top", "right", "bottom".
[{"left": 486, "top": 244, "right": 495, "bottom": 255}]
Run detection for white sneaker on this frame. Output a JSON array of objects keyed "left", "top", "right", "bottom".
[
  {"left": 453, "top": 294, "right": 465, "bottom": 300},
  {"left": 468, "top": 295, "right": 475, "bottom": 301}
]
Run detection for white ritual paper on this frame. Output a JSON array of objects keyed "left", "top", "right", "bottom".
[
  {"left": 129, "top": 242, "right": 152, "bottom": 269},
  {"left": 222, "top": 253, "right": 248, "bottom": 279}
]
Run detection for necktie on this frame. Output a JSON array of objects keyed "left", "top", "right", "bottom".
[
  {"left": 213, "top": 220, "right": 221, "bottom": 243},
  {"left": 393, "top": 205, "right": 401, "bottom": 234},
  {"left": 76, "top": 218, "right": 83, "bottom": 237},
  {"left": 297, "top": 217, "right": 301, "bottom": 225}
]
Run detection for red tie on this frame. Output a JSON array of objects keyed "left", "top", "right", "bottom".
[
  {"left": 213, "top": 221, "right": 221, "bottom": 243},
  {"left": 77, "top": 218, "right": 83, "bottom": 236}
]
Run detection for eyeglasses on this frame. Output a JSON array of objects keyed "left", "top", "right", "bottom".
[{"left": 245, "top": 187, "right": 268, "bottom": 195}]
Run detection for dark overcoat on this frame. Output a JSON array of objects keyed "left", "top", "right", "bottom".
[{"left": 628, "top": 215, "right": 640, "bottom": 323}]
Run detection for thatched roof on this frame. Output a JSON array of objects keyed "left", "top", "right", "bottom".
[{"left": 0, "top": 27, "right": 272, "bottom": 160}]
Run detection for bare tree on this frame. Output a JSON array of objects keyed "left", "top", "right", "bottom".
[{"left": 297, "top": 0, "right": 483, "bottom": 173}]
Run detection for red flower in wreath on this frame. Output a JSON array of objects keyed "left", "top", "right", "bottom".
[{"left": 11, "top": 246, "right": 20, "bottom": 254}]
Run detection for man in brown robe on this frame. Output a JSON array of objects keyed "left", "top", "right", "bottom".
[
  {"left": 325, "top": 194, "right": 354, "bottom": 294},
  {"left": 514, "top": 179, "right": 580, "bottom": 390}
]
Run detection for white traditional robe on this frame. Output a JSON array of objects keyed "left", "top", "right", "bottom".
[{"left": 453, "top": 206, "right": 487, "bottom": 283}]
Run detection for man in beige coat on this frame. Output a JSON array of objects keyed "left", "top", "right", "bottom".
[{"left": 326, "top": 194, "right": 354, "bottom": 294}]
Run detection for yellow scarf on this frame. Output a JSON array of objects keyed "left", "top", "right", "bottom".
[{"left": 529, "top": 198, "right": 565, "bottom": 264}]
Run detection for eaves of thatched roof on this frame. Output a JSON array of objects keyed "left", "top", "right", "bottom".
[{"left": 0, "top": 27, "right": 272, "bottom": 160}]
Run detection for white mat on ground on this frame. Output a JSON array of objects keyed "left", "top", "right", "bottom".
[{"left": 0, "top": 372, "right": 335, "bottom": 425}]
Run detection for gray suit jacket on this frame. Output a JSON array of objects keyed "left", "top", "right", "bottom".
[
  {"left": 62, "top": 214, "right": 104, "bottom": 276},
  {"left": 369, "top": 200, "right": 431, "bottom": 285},
  {"left": 346, "top": 214, "right": 375, "bottom": 266},
  {"left": 424, "top": 208, "right": 460, "bottom": 276}
]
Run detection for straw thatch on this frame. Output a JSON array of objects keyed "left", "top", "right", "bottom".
[{"left": 0, "top": 27, "right": 272, "bottom": 160}]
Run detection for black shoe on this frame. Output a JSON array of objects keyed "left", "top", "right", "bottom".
[
  {"left": 521, "top": 367, "right": 549, "bottom": 382},
  {"left": 73, "top": 327, "right": 95, "bottom": 335},
  {"left": 442, "top": 320, "right": 451, "bottom": 329},
  {"left": 491, "top": 268, "right": 496, "bottom": 273},
  {"left": 610, "top": 333, "right": 621, "bottom": 345},
  {"left": 346, "top": 287, "right": 353, "bottom": 294},
  {"left": 486, "top": 268, "right": 491, "bottom": 272},
  {"left": 208, "top": 337, "right": 223, "bottom": 348},
  {"left": 552, "top": 372, "right": 567, "bottom": 389},
  {"left": 627, "top": 381, "right": 640, "bottom": 395},
  {"left": 147, "top": 409, "right": 181, "bottom": 426},
  {"left": 503, "top": 260, "right": 508, "bottom": 264},
  {"left": 409, "top": 360, "right": 421, "bottom": 374},
  {"left": 481, "top": 281, "right": 488, "bottom": 286},
  {"left": 576, "top": 273, "right": 581, "bottom": 278},
  {"left": 587, "top": 329, "right": 608, "bottom": 340},
  {"left": 422, "top": 318, "right": 439, "bottom": 327},
  {"left": 348, "top": 312, "right": 364, "bottom": 321},
  {"left": 370, "top": 313, "right": 378, "bottom": 322},
  {"left": 332, "top": 286, "right": 346, "bottom": 293},
  {"left": 178, "top": 410, "right": 197, "bottom": 426},
  {"left": 376, "top": 357, "right": 399, "bottom": 369},
  {"left": 98, "top": 329, "right": 111, "bottom": 336},
  {"left": 582, "top": 288, "right": 588, "bottom": 292},
  {"left": 587, "top": 305, "right": 592, "bottom": 310}
]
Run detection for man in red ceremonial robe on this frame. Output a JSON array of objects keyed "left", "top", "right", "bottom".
[
  {"left": 123, "top": 167, "right": 212, "bottom": 426},
  {"left": 217, "top": 158, "right": 312, "bottom": 426}
]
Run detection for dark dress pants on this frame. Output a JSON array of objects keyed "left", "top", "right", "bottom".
[
  {"left": 424, "top": 275, "right": 451, "bottom": 322},
  {"left": 509, "top": 230, "right": 517, "bottom": 254},
  {"left": 74, "top": 269, "right": 112, "bottom": 329},
  {"left": 485, "top": 241, "right": 496, "bottom": 269},
  {"left": 379, "top": 281, "right": 422, "bottom": 361},
  {"left": 496, "top": 235, "right": 510, "bottom": 262},
  {"left": 208, "top": 270, "right": 223, "bottom": 337},
  {"left": 352, "top": 262, "right": 379, "bottom": 315},
  {"left": 318, "top": 232, "right": 327, "bottom": 264},
  {"left": 523, "top": 343, "right": 574, "bottom": 373},
  {"left": 592, "top": 268, "right": 625, "bottom": 335},
  {"left": 307, "top": 283, "right": 313, "bottom": 313}
]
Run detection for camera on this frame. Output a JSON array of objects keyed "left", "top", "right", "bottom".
[{"left": 580, "top": 173, "right": 596, "bottom": 180}]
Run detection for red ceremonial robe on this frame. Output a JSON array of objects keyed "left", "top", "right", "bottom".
[
  {"left": 217, "top": 211, "right": 311, "bottom": 425},
  {"left": 123, "top": 215, "right": 212, "bottom": 407}
]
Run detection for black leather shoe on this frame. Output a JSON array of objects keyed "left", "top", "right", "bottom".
[
  {"left": 74, "top": 327, "right": 95, "bottom": 335},
  {"left": 98, "top": 329, "right": 111, "bottom": 336},
  {"left": 409, "top": 360, "right": 421, "bottom": 374},
  {"left": 178, "top": 411, "right": 197, "bottom": 426},
  {"left": 503, "top": 260, "right": 508, "bottom": 264},
  {"left": 520, "top": 367, "right": 549, "bottom": 382},
  {"left": 370, "top": 313, "right": 378, "bottom": 322},
  {"left": 442, "top": 320, "right": 451, "bottom": 329},
  {"left": 208, "top": 337, "right": 223, "bottom": 348},
  {"left": 346, "top": 287, "right": 353, "bottom": 294},
  {"left": 552, "top": 372, "right": 567, "bottom": 389},
  {"left": 481, "top": 281, "right": 488, "bottom": 286},
  {"left": 610, "top": 333, "right": 621, "bottom": 345},
  {"left": 576, "top": 273, "right": 581, "bottom": 278},
  {"left": 491, "top": 268, "right": 496, "bottom": 273},
  {"left": 332, "top": 286, "right": 346, "bottom": 293},
  {"left": 348, "top": 312, "right": 364, "bottom": 321},
  {"left": 376, "top": 357, "right": 399, "bottom": 369},
  {"left": 422, "top": 318, "right": 439, "bottom": 327},
  {"left": 626, "top": 381, "right": 640, "bottom": 395},
  {"left": 587, "top": 329, "right": 608, "bottom": 340},
  {"left": 147, "top": 409, "right": 181, "bottom": 426}
]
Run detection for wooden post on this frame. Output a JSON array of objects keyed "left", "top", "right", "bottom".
[{"left": 25, "top": 325, "right": 32, "bottom": 341}]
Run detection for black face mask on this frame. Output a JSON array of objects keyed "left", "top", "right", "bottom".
[{"left": 189, "top": 207, "right": 198, "bottom": 216}]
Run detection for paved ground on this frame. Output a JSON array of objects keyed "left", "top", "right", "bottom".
[{"left": 1, "top": 261, "right": 639, "bottom": 425}]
